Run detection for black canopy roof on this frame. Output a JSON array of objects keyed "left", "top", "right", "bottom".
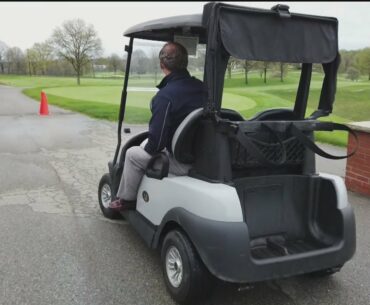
[
  {"left": 124, "top": 4, "right": 338, "bottom": 64},
  {"left": 202, "top": 2, "right": 339, "bottom": 114},
  {"left": 124, "top": 14, "right": 206, "bottom": 43},
  {"left": 123, "top": 2, "right": 340, "bottom": 116},
  {"left": 218, "top": 6, "right": 338, "bottom": 63}
]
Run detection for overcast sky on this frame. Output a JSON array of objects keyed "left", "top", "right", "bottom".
[{"left": 0, "top": 1, "right": 369, "bottom": 56}]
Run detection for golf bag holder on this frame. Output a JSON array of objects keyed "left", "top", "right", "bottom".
[{"left": 191, "top": 118, "right": 358, "bottom": 182}]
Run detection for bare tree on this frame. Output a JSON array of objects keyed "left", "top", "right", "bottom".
[
  {"left": 5, "top": 47, "right": 26, "bottom": 74},
  {"left": 242, "top": 60, "right": 255, "bottom": 84},
  {"left": 26, "top": 48, "right": 38, "bottom": 76},
  {"left": 279, "top": 62, "right": 287, "bottom": 82},
  {"left": 262, "top": 61, "right": 270, "bottom": 84},
  {"left": 148, "top": 48, "right": 160, "bottom": 84},
  {"left": 0, "top": 41, "right": 8, "bottom": 74},
  {"left": 51, "top": 19, "right": 102, "bottom": 85},
  {"left": 109, "top": 53, "right": 122, "bottom": 74},
  {"left": 131, "top": 49, "right": 148, "bottom": 76},
  {"left": 33, "top": 41, "right": 53, "bottom": 75},
  {"left": 227, "top": 57, "right": 238, "bottom": 79},
  {"left": 357, "top": 48, "right": 370, "bottom": 80}
]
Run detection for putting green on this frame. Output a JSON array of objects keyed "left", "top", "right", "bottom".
[{"left": 222, "top": 92, "right": 256, "bottom": 111}]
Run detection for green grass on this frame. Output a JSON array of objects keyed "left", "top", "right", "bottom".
[
  {"left": 0, "top": 72, "right": 369, "bottom": 147},
  {"left": 44, "top": 86, "right": 155, "bottom": 107},
  {"left": 23, "top": 87, "right": 151, "bottom": 123}
]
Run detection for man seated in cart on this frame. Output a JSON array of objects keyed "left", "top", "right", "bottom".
[{"left": 109, "top": 41, "right": 206, "bottom": 210}]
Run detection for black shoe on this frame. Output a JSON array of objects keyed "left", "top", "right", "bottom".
[{"left": 109, "top": 198, "right": 136, "bottom": 211}]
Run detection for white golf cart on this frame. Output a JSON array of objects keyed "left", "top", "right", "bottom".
[{"left": 98, "top": 3, "right": 357, "bottom": 304}]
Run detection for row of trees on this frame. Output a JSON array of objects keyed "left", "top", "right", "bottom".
[
  {"left": 339, "top": 49, "right": 370, "bottom": 81},
  {"left": 0, "top": 19, "right": 125, "bottom": 84},
  {"left": 227, "top": 59, "right": 291, "bottom": 83},
  {"left": 226, "top": 47, "right": 370, "bottom": 84},
  {"left": 0, "top": 18, "right": 369, "bottom": 84}
]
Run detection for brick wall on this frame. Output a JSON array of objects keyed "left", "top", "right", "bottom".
[{"left": 345, "top": 131, "right": 370, "bottom": 196}]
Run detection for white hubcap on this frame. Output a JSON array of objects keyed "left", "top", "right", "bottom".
[
  {"left": 165, "top": 246, "right": 183, "bottom": 288},
  {"left": 101, "top": 184, "right": 112, "bottom": 208}
]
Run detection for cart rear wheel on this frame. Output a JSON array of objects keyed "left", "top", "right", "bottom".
[
  {"left": 98, "top": 173, "right": 122, "bottom": 219},
  {"left": 161, "top": 230, "right": 211, "bottom": 304}
]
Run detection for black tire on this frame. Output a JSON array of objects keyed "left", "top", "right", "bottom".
[
  {"left": 98, "top": 173, "right": 122, "bottom": 220},
  {"left": 161, "top": 230, "right": 212, "bottom": 305}
]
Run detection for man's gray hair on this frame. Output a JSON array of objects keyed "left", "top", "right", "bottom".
[{"left": 159, "top": 42, "right": 188, "bottom": 71}]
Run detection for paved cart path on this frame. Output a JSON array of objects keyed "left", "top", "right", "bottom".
[{"left": 0, "top": 85, "right": 369, "bottom": 305}]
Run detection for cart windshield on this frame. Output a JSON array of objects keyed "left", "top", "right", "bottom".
[{"left": 124, "top": 38, "right": 206, "bottom": 122}]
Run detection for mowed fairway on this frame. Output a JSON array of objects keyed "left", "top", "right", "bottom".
[
  {"left": 45, "top": 86, "right": 156, "bottom": 107},
  {"left": 0, "top": 72, "right": 369, "bottom": 146}
]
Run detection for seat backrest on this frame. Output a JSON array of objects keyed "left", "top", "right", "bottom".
[
  {"left": 171, "top": 108, "right": 203, "bottom": 164},
  {"left": 249, "top": 108, "right": 297, "bottom": 121}
]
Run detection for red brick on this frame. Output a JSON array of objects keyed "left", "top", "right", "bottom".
[
  {"left": 361, "top": 142, "right": 370, "bottom": 150},
  {"left": 345, "top": 129, "right": 370, "bottom": 197},
  {"left": 349, "top": 178, "right": 367, "bottom": 186},
  {"left": 348, "top": 181, "right": 370, "bottom": 196},
  {"left": 346, "top": 174, "right": 370, "bottom": 186},
  {"left": 360, "top": 147, "right": 370, "bottom": 154},
  {"left": 355, "top": 153, "right": 366, "bottom": 160},
  {"left": 349, "top": 173, "right": 364, "bottom": 180},
  {"left": 348, "top": 158, "right": 365, "bottom": 168},
  {"left": 353, "top": 166, "right": 370, "bottom": 175},
  {"left": 354, "top": 175, "right": 369, "bottom": 183}
]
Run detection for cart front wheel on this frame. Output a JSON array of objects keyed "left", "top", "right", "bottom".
[
  {"left": 98, "top": 173, "right": 122, "bottom": 219},
  {"left": 161, "top": 230, "right": 211, "bottom": 304}
]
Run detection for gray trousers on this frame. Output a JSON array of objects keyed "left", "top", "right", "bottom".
[{"left": 116, "top": 146, "right": 191, "bottom": 201}]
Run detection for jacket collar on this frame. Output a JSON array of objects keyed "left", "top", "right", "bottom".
[{"left": 156, "top": 69, "right": 190, "bottom": 89}]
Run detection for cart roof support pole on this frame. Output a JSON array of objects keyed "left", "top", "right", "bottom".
[
  {"left": 113, "top": 37, "right": 134, "bottom": 165},
  {"left": 294, "top": 63, "right": 312, "bottom": 119}
]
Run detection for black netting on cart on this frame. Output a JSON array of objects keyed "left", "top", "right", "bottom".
[{"left": 230, "top": 133, "right": 305, "bottom": 169}]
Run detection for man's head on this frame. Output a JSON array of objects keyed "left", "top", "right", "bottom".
[{"left": 159, "top": 42, "right": 188, "bottom": 74}]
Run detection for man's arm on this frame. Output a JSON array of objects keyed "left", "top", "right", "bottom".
[{"left": 144, "top": 94, "right": 172, "bottom": 155}]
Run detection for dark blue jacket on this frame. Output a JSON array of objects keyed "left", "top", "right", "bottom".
[{"left": 144, "top": 69, "right": 206, "bottom": 155}]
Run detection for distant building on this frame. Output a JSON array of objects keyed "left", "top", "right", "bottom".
[{"left": 93, "top": 64, "right": 107, "bottom": 71}]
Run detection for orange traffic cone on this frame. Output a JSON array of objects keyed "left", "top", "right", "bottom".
[{"left": 39, "top": 91, "right": 49, "bottom": 116}]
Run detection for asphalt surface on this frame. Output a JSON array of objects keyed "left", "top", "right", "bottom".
[{"left": 0, "top": 85, "right": 369, "bottom": 305}]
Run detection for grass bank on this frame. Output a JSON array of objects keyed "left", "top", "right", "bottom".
[{"left": 1, "top": 73, "right": 368, "bottom": 147}]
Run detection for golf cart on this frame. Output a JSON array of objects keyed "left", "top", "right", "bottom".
[{"left": 98, "top": 2, "right": 357, "bottom": 304}]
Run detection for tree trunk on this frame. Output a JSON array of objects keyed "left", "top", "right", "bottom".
[
  {"left": 228, "top": 66, "right": 231, "bottom": 79},
  {"left": 91, "top": 62, "right": 95, "bottom": 78},
  {"left": 368, "top": 71, "right": 370, "bottom": 80},
  {"left": 244, "top": 60, "right": 248, "bottom": 84},
  {"left": 27, "top": 60, "right": 32, "bottom": 77},
  {"left": 264, "top": 68, "right": 267, "bottom": 84},
  {"left": 280, "top": 62, "right": 284, "bottom": 82},
  {"left": 77, "top": 71, "right": 81, "bottom": 85}
]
